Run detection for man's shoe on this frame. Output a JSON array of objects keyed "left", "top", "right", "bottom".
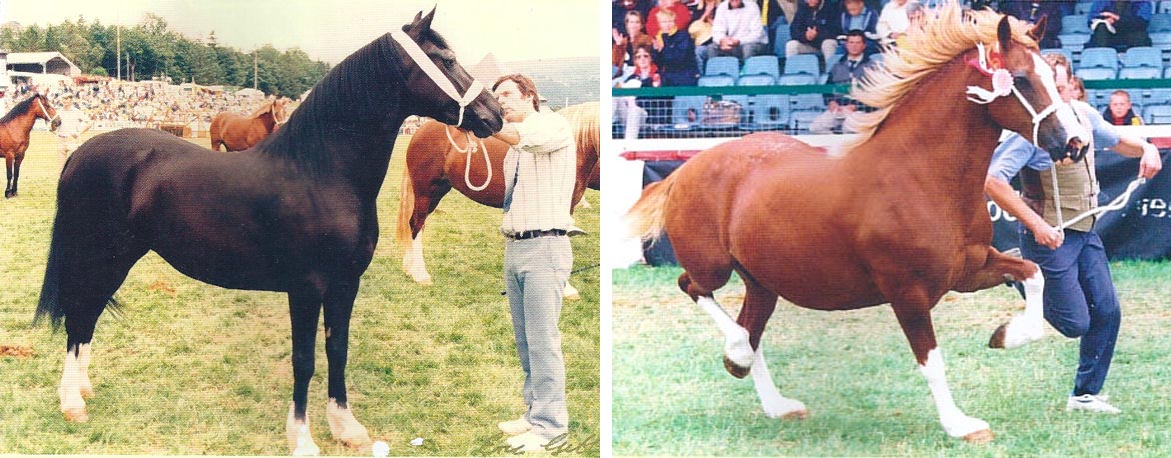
[
  {"left": 498, "top": 416, "right": 533, "bottom": 436},
  {"left": 1066, "top": 394, "right": 1121, "bottom": 414},
  {"left": 504, "top": 431, "right": 566, "bottom": 453}
]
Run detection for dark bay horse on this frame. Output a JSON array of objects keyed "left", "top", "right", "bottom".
[
  {"left": 2, "top": 93, "right": 61, "bottom": 198},
  {"left": 209, "top": 97, "right": 290, "bottom": 152},
  {"left": 396, "top": 101, "right": 599, "bottom": 292},
  {"left": 34, "top": 9, "right": 502, "bottom": 455},
  {"left": 627, "top": 7, "right": 1088, "bottom": 442}
]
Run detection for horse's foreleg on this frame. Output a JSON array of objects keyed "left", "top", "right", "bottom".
[
  {"left": 286, "top": 290, "right": 322, "bottom": 456},
  {"left": 9, "top": 155, "right": 21, "bottom": 197},
  {"left": 737, "top": 279, "right": 807, "bottom": 419},
  {"left": 678, "top": 272, "right": 753, "bottom": 379},
  {"left": 891, "top": 297, "right": 992, "bottom": 442},
  {"left": 322, "top": 280, "right": 371, "bottom": 449},
  {"left": 4, "top": 155, "right": 13, "bottom": 198}
]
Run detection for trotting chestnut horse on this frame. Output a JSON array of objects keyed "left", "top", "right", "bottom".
[
  {"left": 627, "top": 6, "right": 1089, "bottom": 441},
  {"left": 209, "top": 98, "right": 290, "bottom": 152},
  {"left": 35, "top": 9, "right": 502, "bottom": 455},
  {"left": 2, "top": 92, "right": 61, "bottom": 198},
  {"left": 396, "top": 101, "right": 599, "bottom": 292}
]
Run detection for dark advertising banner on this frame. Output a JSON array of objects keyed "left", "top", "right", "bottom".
[{"left": 643, "top": 153, "right": 1171, "bottom": 266}]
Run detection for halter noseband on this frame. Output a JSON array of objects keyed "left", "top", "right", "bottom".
[
  {"left": 388, "top": 29, "right": 485, "bottom": 128},
  {"left": 35, "top": 97, "right": 61, "bottom": 125},
  {"left": 965, "top": 43, "right": 1065, "bottom": 152}
]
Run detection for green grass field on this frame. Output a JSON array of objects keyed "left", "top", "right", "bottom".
[
  {"left": 613, "top": 263, "right": 1171, "bottom": 456},
  {"left": 0, "top": 131, "right": 599, "bottom": 456}
]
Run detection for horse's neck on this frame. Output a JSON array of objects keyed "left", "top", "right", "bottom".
[
  {"left": 258, "top": 112, "right": 276, "bottom": 131},
  {"left": 3, "top": 109, "right": 38, "bottom": 139},
  {"left": 850, "top": 62, "right": 1002, "bottom": 193}
]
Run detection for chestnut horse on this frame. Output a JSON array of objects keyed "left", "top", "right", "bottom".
[
  {"left": 2, "top": 93, "right": 61, "bottom": 197},
  {"left": 627, "top": 7, "right": 1089, "bottom": 441},
  {"left": 396, "top": 101, "right": 599, "bottom": 292},
  {"left": 209, "top": 98, "right": 289, "bottom": 152},
  {"left": 35, "top": 10, "right": 502, "bottom": 455}
]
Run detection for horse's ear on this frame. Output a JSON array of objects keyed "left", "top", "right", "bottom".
[
  {"left": 1028, "top": 15, "right": 1048, "bottom": 44},
  {"left": 418, "top": 7, "right": 436, "bottom": 33},
  {"left": 997, "top": 15, "right": 1013, "bottom": 52}
]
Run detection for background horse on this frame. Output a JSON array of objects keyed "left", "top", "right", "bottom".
[
  {"left": 396, "top": 101, "right": 599, "bottom": 291},
  {"left": 209, "top": 97, "right": 289, "bottom": 151},
  {"left": 2, "top": 93, "right": 60, "bottom": 197},
  {"left": 34, "top": 9, "right": 502, "bottom": 455},
  {"left": 627, "top": 7, "right": 1087, "bottom": 442}
]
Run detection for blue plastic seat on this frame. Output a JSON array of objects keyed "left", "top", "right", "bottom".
[
  {"left": 1075, "top": 67, "right": 1117, "bottom": 80},
  {"left": 1143, "top": 104, "right": 1171, "bottom": 123},
  {"left": 1150, "top": 13, "right": 1171, "bottom": 33},
  {"left": 705, "top": 56, "right": 740, "bottom": 77},
  {"left": 1123, "top": 46, "right": 1162, "bottom": 68},
  {"left": 1075, "top": 2, "right": 1092, "bottom": 15},
  {"left": 1160, "top": 0, "right": 1171, "bottom": 13},
  {"left": 670, "top": 96, "right": 706, "bottom": 129},
  {"left": 736, "top": 74, "right": 776, "bottom": 86},
  {"left": 1151, "top": 31, "right": 1171, "bottom": 47},
  {"left": 741, "top": 55, "right": 781, "bottom": 79},
  {"left": 698, "top": 75, "right": 737, "bottom": 87},
  {"left": 1079, "top": 47, "right": 1119, "bottom": 71},
  {"left": 1062, "top": 14, "right": 1089, "bottom": 33},
  {"left": 1119, "top": 66, "right": 1161, "bottom": 79},
  {"left": 1148, "top": 88, "right": 1171, "bottom": 105},
  {"left": 778, "top": 74, "right": 818, "bottom": 85},
  {"left": 746, "top": 94, "right": 790, "bottom": 131},
  {"left": 783, "top": 54, "right": 821, "bottom": 76}
]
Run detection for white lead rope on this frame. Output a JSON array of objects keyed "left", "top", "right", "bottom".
[
  {"left": 446, "top": 126, "right": 492, "bottom": 191},
  {"left": 1053, "top": 177, "right": 1147, "bottom": 231}
]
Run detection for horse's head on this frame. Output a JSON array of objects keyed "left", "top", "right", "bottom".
[
  {"left": 395, "top": 8, "right": 504, "bottom": 138},
  {"left": 272, "top": 98, "right": 290, "bottom": 126},
  {"left": 33, "top": 93, "right": 61, "bottom": 132},
  {"left": 974, "top": 15, "right": 1089, "bottom": 163}
]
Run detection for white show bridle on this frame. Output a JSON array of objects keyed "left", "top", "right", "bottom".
[
  {"left": 35, "top": 97, "right": 60, "bottom": 126},
  {"left": 388, "top": 29, "right": 492, "bottom": 192},
  {"left": 965, "top": 43, "right": 1066, "bottom": 150}
]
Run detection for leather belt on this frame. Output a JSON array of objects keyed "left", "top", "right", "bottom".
[{"left": 506, "top": 229, "right": 567, "bottom": 240}]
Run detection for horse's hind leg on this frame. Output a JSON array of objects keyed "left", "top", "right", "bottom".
[
  {"left": 677, "top": 272, "right": 753, "bottom": 379},
  {"left": 952, "top": 248, "right": 1047, "bottom": 349},
  {"left": 322, "top": 280, "right": 371, "bottom": 449},
  {"left": 736, "top": 277, "right": 808, "bottom": 419},
  {"left": 403, "top": 181, "right": 450, "bottom": 285}
]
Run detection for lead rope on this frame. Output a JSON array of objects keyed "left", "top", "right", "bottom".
[
  {"left": 446, "top": 125, "right": 492, "bottom": 191},
  {"left": 1054, "top": 177, "right": 1147, "bottom": 231}
]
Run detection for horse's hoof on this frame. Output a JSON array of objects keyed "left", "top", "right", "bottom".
[
  {"left": 62, "top": 407, "right": 88, "bottom": 423},
  {"left": 339, "top": 432, "right": 372, "bottom": 450},
  {"left": 781, "top": 409, "right": 809, "bottom": 420},
  {"left": 963, "top": 429, "right": 994, "bottom": 443},
  {"left": 723, "top": 356, "right": 750, "bottom": 379},
  {"left": 988, "top": 323, "right": 1008, "bottom": 349},
  {"left": 80, "top": 386, "right": 95, "bottom": 399}
]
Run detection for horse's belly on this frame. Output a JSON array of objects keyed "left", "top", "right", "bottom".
[{"left": 742, "top": 256, "right": 887, "bottom": 310}]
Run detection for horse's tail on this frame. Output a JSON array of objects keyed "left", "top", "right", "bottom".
[
  {"left": 626, "top": 172, "right": 678, "bottom": 243},
  {"left": 34, "top": 206, "right": 122, "bottom": 329},
  {"left": 396, "top": 163, "right": 417, "bottom": 255}
]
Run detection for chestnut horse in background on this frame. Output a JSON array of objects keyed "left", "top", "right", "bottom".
[
  {"left": 396, "top": 101, "right": 599, "bottom": 291},
  {"left": 627, "top": 7, "right": 1090, "bottom": 441},
  {"left": 209, "top": 98, "right": 289, "bottom": 152},
  {"left": 2, "top": 92, "right": 61, "bottom": 198}
]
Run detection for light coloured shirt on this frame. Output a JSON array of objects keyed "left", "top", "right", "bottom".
[
  {"left": 876, "top": 1, "right": 917, "bottom": 44},
  {"left": 500, "top": 110, "right": 576, "bottom": 235},
  {"left": 712, "top": 0, "right": 768, "bottom": 45}
]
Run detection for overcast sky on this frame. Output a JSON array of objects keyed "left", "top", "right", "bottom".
[{"left": 1, "top": 0, "right": 601, "bottom": 65}]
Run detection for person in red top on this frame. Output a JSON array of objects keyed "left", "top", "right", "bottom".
[
  {"left": 1103, "top": 90, "right": 1143, "bottom": 126},
  {"left": 647, "top": 0, "right": 693, "bottom": 37}
]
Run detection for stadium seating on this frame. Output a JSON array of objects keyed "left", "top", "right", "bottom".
[
  {"left": 705, "top": 56, "right": 740, "bottom": 77},
  {"left": 741, "top": 55, "right": 781, "bottom": 79},
  {"left": 669, "top": 96, "right": 706, "bottom": 130},
  {"left": 745, "top": 94, "right": 790, "bottom": 131},
  {"left": 777, "top": 73, "right": 819, "bottom": 85},
  {"left": 1077, "top": 67, "right": 1117, "bottom": 80},
  {"left": 1080, "top": 47, "right": 1120, "bottom": 71},
  {"left": 1144, "top": 103, "right": 1171, "bottom": 123},
  {"left": 698, "top": 75, "right": 737, "bottom": 87},
  {"left": 736, "top": 74, "right": 776, "bottom": 86},
  {"left": 1150, "top": 13, "right": 1171, "bottom": 33},
  {"left": 783, "top": 54, "right": 821, "bottom": 77}
]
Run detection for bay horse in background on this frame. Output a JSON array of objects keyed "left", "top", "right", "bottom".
[
  {"left": 396, "top": 101, "right": 599, "bottom": 294},
  {"left": 209, "top": 97, "right": 290, "bottom": 151},
  {"left": 35, "top": 9, "right": 502, "bottom": 455},
  {"left": 2, "top": 92, "right": 61, "bottom": 197},
  {"left": 627, "top": 6, "right": 1089, "bottom": 442}
]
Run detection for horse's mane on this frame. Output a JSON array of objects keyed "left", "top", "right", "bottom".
[
  {"left": 0, "top": 94, "right": 41, "bottom": 124},
  {"left": 557, "top": 102, "right": 599, "bottom": 155},
  {"left": 846, "top": 2, "right": 1037, "bottom": 147},
  {"left": 253, "top": 32, "right": 407, "bottom": 173}
]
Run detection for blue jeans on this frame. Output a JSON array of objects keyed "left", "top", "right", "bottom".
[
  {"left": 1020, "top": 229, "right": 1120, "bottom": 396},
  {"left": 504, "top": 235, "right": 572, "bottom": 438}
]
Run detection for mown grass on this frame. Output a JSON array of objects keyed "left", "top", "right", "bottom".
[
  {"left": 613, "top": 263, "right": 1171, "bottom": 456},
  {"left": 0, "top": 131, "right": 599, "bottom": 456}
]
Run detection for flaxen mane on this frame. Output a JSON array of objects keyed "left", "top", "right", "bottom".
[{"left": 846, "top": 3, "right": 1037, "bottom": 146}]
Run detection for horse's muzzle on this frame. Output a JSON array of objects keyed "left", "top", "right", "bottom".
[{"left": 50, "top": 119, "right": 62, "bottom": 132}]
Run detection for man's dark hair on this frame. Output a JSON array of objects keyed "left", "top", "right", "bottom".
[
  {"left": 493, "top": 74, "right": 540, "bottom": 111},
  {"left": 845, "top": 29, "right": 866, "bottom": 40}
]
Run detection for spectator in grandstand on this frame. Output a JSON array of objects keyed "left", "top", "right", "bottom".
[
  {"left": 786, "top": 0, "right": 842, "bottom": 58},
  {"left": 876, "top": 0, "right": 918, "bottom": 47},
  {"left": 653, "top": 7, "right": 700, "bottom": 86},
  {"left": 613, "top": 10, "right": 655, "bottom": 77},
  {"left": 809, "top": 97, "right": 860, "bottom": 134},
  {"left": 689, "top": 0, "right": 718, "bottom": 75},
  {"left": 52, "top": 99, "right": 95, "bottom": 166},
  {"left": 827, "top": 30, "right": 875, "bottom": 84},
  {"left": 1069, "top": 75, "right": 1087, "bottom": 102},
  {"left": 614, "top": 0, "right": 655, "bottom": 39},
  {"left": 999, "top": 0, "right": 1073, "bottom": 49},
  {"left": 1103, "top": 89, "right": 1143, "bottom": 125},
  {"left": 709, "top": 0, "right": 770, "bottom": 61},
  {"left": 838, "top": 0, "right": 880, "bottom": 55},
  {"left": 613, "top": 45, "right": 660, "bottom": 139},
  {"left": 647, "top": 0, "right": 693, "bottom": 38},
  {"left": 984, "top": 52, "right": 1162, "bottom": 416},
  {"left": 1088, "top": 0, "right": 1153, "bottom": 52}
]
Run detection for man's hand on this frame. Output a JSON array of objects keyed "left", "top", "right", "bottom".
[
  {"left": 1139, "top": 143, "right": 1163, "bottom": 179},
  {"left": 805, "top": 27, "right": 817, "bottom": 41},
  {"left": 1030, "top": 223, "right": 1064, "bottom": 250}
]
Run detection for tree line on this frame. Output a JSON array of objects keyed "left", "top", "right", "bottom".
[{"left": 0, "top": 13, "right": 331, "bottom": 97}]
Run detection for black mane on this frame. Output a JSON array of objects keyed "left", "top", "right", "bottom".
[
  {"left": 253, "top": 33, "right": 408, "bottom": 174},
  {"left": 0, "top": 94, "right": 40, "bottom": 124}
]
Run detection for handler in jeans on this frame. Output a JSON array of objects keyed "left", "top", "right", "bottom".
[{"left": 489, "top": 73, "right": 576, "bottom": 452}]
